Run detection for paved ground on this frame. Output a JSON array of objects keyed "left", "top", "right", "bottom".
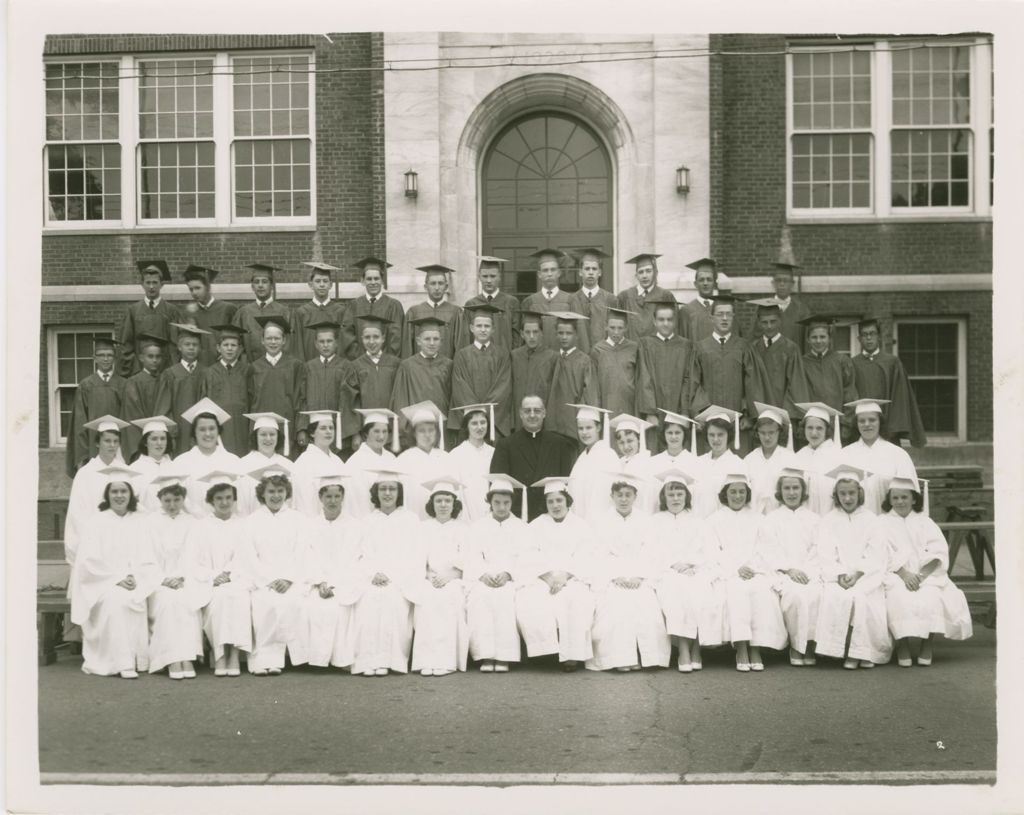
[{"left": 38, "top": 626, "right": 996, "bottom": 781}]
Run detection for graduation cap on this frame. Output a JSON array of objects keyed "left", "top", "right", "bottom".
[
  {"left": 317, "top": 472, "right": 351, "bottom": 492},
  {"left": 183, "top": 264, "right": 219, "bottom": 285},
  {"left": 130, "top": 415, "right": 177, "bottom": 437},
  {"left": 776, "top": 465, "right": 809, "bottom": 484},
  {"left": 254, "top": 314, "right": 291, "bottom": 334},
  {"left": 685, "top": 257, "right": 716, "bottom": 272},
  {"left": 300, "top": 409, "right": 343, "bottom": 450},
  {"left": 136, "top": 331, "right": 169, "bottom": 349},
  {"left": 354, "top": 408, "right": 401, "bottom": 452},
  {"left": 477, "top": 255, "right": 509, "bottom": 268},
  {"left": 246, "top": 262, "right": 283, "bottom": 277},
  {"left": 305, "top": 318, "right": 340, "bottom": 335},
  {"left": 795, "top": 401, "right": 843, "bottom": 445},
  {"left": 399, "top": 401, "right": 446, "bottom": 451},
  {"left": 772, "top": 259, "right": 801, "bottom": 272},
  {"left": 747, "top": 298, "right": 782, "bottom": 314},
  {"left": 653, "top": 467, "right": 698, "bottom": 488},
  {"left": 647, "top": 296, "right": 679, "bottom": 315},
  {"left": 197, "top": 469, "right": 241, "bottom": 486},
  {"left": 720, "top": 470, "right": 751, "bottom": 490},
  {"left": 517, "top": 309, "right": 545, "bottom": 326},
  {"left": 694, "top": 405, "right": 742, "bottom": 450},
  {"left": 570, "top": 247, "right": 609, "bottom": 263},
  {"left": 824, "top": 463, "right": 871, "bottom": 484},
  {"left": 148, "top": 472, "right": 191, "bottom": 493},
  {"left": 797, "top": 314, "right": 839, "bottom": 329},
  {"left": 462, "top": 302, "right": 503, "bottom": 318},
  {"left": 352, "top": 256, "right": 393, "bottom": 272},
  {"left": 97, "top": 465, "right": 142, "bottom": 486},
  {"left": 416, "top": 264, "right": 456, "bottom": 277},
  {"left": 609, "top": 412, "right": 655, "bottom": 454},
  {"left": 889, "top": 471, "right": 930, "bottom": 516},
  {"left": 657, "top": 409, "right": 701, "bottom": 455},
  {"left": 91, "top": 335, "right": 121, "bottom": 351},
  {"left": 856, "top": 316, "right": 882, "bottom": 331},
  {"left": 604, "top": 468, "right": 645, "bottom": 492},
  {"left": 181, "top": 397, "right": 232, "bottom": 426},
  {"left": 248, "top": 462, "right": 293, "bottom": 483},
  {"left": 604, "top": 306, "right": 636, "bottom": 323},
  {"left": 548, "top": 310, "right": 589, "bottom": 324},
  {"left": 83, "top": 415, "right": 131, "bottom": 434},
  {"left": 211, "top": 323, "right": 245, "bottom": 340},
  {"left": 422, "top": 476, "right": 464, "bottom": 498},
  {"left": 710, "top": 293, "right": 738, "bottom": 310},
  {"left": 845, "top": 398, "right": 891, "bottom": 416},
  {"left": 302, "top": 261, "right": 341, "bottom": 278},
  {"left": 245, "top": 411, "right": 292, "bottom": 456},
  {"left": 356, "top": 313, "right": 393, "bottom": 333},
  {"left": 531, "top": 476, "right": 571, "bottom": 496},
  {"left": 170, "top": 322, "right": 212, "bottom": 337},
  {"left": 368, "top": 466, "right": 408, "bottom": 485},
  {"left": 754, "top": 401, "right": 794, "bottom": 451},
  {"left": 453, "top": 401, "right": 498, "bottom": 443},
  {"left": 484, "top": 473, "right": 529, "bottom": 522},
  {"left": 568, "top": 402, "right": 612, "bottom": 442},
  {"left": 529, "top": 248, "right": 565, "bottom": 263},
  {"left": 625, "top": 253, "right": 661, "bottom": 267},
  {"left": 136, "top": 260, "right": 171, "bottom": 281},
  {"left": 408, "top": 314, "right": 449, "bottom": 331}
]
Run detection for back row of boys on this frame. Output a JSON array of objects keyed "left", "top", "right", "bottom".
[{"left": 66, "top": 250, "right": 926, "bottom": 476}]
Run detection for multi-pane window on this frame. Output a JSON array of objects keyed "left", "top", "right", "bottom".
[
  {"left": 788, "top": 37, "right": 993, "bottom": 217},
  {"left": 45, "top": 62, "right": 122, "bottom": 222},
  {"left": 49, "top": 327, "right": 113, "bottom": 445},
  {"left": 43, "top": 51, "right": 315, "bottom": 228},
  {"left": 895, "top": 319, "right": 965, "bottom": 438}
]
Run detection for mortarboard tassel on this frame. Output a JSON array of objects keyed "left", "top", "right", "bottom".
[
  {"left": 437, "top": 414, "right": 445, "bottom": 452},
  {"left": 690, "top": 425, "right": 697, "bottom": 456},
  {"left": 519, "top": 486, "right": 529, "bottom": 523},
  {"left": 391, "top": 415, "right": 401, "bottom": 453},
  {"left": 733, "top": 414, "right": 741, "bottom": 450},
  {"left": 488, "top": 404, "right": 496, "bottom": 444},
  {"left": 833, "top": 414, "right": 841, "bottom": 446},
  {"left": 335, "top": 411, "right": 342, "bottom": 449},
  {"left": 923, "top": 479, "right": 930, "bottom": 517},
  {"left": 283, "top": 418, "right": 290, "bottom": 458},
  {"left": 602, "top": 418, "right": 610, "bottom": 445},
  {"left": 786, "top": 419, "right": 794, "bottom": 452}
]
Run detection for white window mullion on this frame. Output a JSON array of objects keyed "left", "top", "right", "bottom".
[
  {"left": 872, "top": 43, "right": 892, "bottom": 218},
  {"left": 306, "top": 52, "right": 317, "bottom": 224},
  {"left": 213, "top": 52, "right": 232, "bottom": 226},
  {"left": 119, "top": 55, "right": 137, "bottom": 227},
  {"left": 46, "top": 328, "right": 61, "bottom": 446},
  {"left": 973, "top": 38, "right": 993, "bottom": 216}
]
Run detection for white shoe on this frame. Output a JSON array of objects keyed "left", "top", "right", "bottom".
[
  {"left": 183, "top": 669, "right": 197, "bottom": 679},
  {"left": 214, "top": 669, "right": 228, "bottom": 677},
  {"left": 268, "top": 667, "right": 282, "bottom": 676},
  {"left": 362, "top": 670, "right": 376, "bottom": 677},
  {"left": 859, "top": 660, "right": 875, "bottom": 669},
  {"left": 750, "top": 662, "right": 765, "bottom": 672},
  {"left": 690, "top": 660, "right": 703, "bottom": 671},
  {"left": 169, "top": 670, "right": 184, "bottom": 680},
  {"left": 421, "top": 669, "right": 434, "bottom": 676},
  {"left": 120, "top": 670, "right": 139, "bottom": 679},
  {"left": 843, "top": 658, "right": 859, "bottom": 670},
  {"left": 735, "top": 662, "right": 751, "bottom": 673},
  {"left": 479, "top": 663, "right": 494, "bottom": 673},
  {"left": 374, "top": 668, "right": 389, "bottom": 676},
  {"left": 494, "top": 662, "right": 509, "bottom": 673},
  {"left": 677, "top": 662, "right": 693, "bottom": 673},
  {"left": 433, "top": 669, "right": 454, "bottom": 676}
]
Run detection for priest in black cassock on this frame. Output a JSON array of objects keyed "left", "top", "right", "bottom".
[
  {"left": 65, "top": 335, "right": 128, "bottom": 477},
  {"left": 450, "top": 303, "right": 512, "bottom": 438},
  {"left": 520, "top": 248, "right": 573, "bottom": 351},
  {"left": 340, "top": 257, "right": 405, "bottom": 360},
  {"left": 117, "top": 260, "right": 180, "bottom": 377},
  {"left": 391, "top": 314, "right": 454, "bottom": 447},
  {"left": 615, "top": 253, "right": 674, "bottom": 341},
  {"left": 679, "top": 257, "right": 718, "bottom": 343},
  {"left": 232, "top": 263, "right": 294, "bottom": 363},
  {"left": 402, "top": 264, "right": 462, "bottom": 359},
  {"left": 198, "top": 324, "right": 251, "bottom": 456},
  {"left": 637, "top": 298, "right": 699, "bottom": 453},
  {"left": 589, "top": 306, "right": 640, "bottom": 420},
  {"left": 457, "top": 256, "right": 521, "bottom": 351},
  {"left": 490, "top": 395, "right": 578, "bottom": 521},
  {"left": 566, "top": 247, "right": 618, "bottom": 353},
  {"left": 510, "top": 311, "right": 558, "bottom": 431}
]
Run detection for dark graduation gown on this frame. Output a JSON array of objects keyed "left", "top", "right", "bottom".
[
  {"left": 546, "top": 349, "right": 595, "bottom": 440},
  {"left": 490, "top": 429, "right": 578, "bottom": 521},
  {"left": 510, "top": 345, "right": 558, "bottom": 430},
  {"left": 778, "top": 298, "right": 811, "bottom": 349},
  {"left": 158, "top": 361, "right": 206, "bottom": 455},
  {"left": 300, "top": 355, "right": 360, "bottom": 442},
  {"left": 567, "top": 288, "right": 618, "bottom": 353},
  {"left": 122, "top": 369, "right": 164, "bottom": 453},
  {"left": 450, "top": 343, "right": 513, "bottom": 435},
  {"left": 457, "top": 293, "right": 521, "bottom": 351},
  {"left": 65, "top": 372, "right": 127, "bottom": 476},
  {"left": 402, "top": 301, "right": 462, "bottom": 360},
  {"left": 232, "top": 300, "right": 294, "bottom": 363},
  {"left": 248, "top": 355, "right": 306, "bottom": 454},
  {"left": 637, "top": 334, "right": 698, "bottom": 417},
  {"left": 390, "top": 354, "right": 453, "bottom": 436},
  {"left": 520, "top": 289, "right": 573, "bottom": 351},
  {"left": 291, "top": 299, "right": 348, "bottom": 362},
  {"left": 340, "top": 295, "right": 405, "bottom": 360},
  {"left": 590, "top": 338, "right": 639, "bottom": 418},
  {"left": 679, "top": 297, "right": 716, "bottom": 343},
  {"left": 752, "top": 335, "right": 810, "bottom": 418},
  {"left": 188, "top": 299, "right": 238, "bottom": 367},
  {"left": 691, "top": 334, "right": 770, "bottom": 421},
  {"left": 351, "top": 353, "right": 401, "bottom": 412},
  {"left": 117, "top": 299, "right": 181, "bottom": 377},
  {"left": 615, "top": 285, "right": 675, "bottom": 341},
  {"left": 851, "top": 351, "right": 928, "bottom": 448},
  {"left": 198, "top": 359, "right": 251, "bottom": 456}
]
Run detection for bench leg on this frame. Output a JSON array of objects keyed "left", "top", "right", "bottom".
[
  {"left": 965, "top": 532, "right": 986, "bottom": 580},
  {"left": 978, "top": 532, "right": 995, "bottom": 576},
  {"left": 947, "top": 530, "right": 965, "bottom": 579},
  {"left": 38, "top": 612, "right": 58, "bottom": 666}
]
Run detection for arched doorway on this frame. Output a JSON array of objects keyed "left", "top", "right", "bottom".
[{"left": 481, "top": 112, "right": 614, "bottom": 299}]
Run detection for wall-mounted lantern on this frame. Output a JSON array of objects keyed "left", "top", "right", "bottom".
[
  {"left": 676, "top": 165, "right": 690, "bottom": 195},
  {"left": 404, "top": 169, "right": 419, "bottom": 199}
]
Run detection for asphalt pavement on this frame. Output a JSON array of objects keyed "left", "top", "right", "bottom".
[{"left": 37, "top": 626, "right": 996, "bottom": 781}]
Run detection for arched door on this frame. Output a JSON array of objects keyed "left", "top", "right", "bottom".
[{"left": 481, "top": 112, "right": 614, "bottom": 299}]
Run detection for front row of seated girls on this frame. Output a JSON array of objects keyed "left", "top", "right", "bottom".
[{"left": 69, "top": 459, "right": 973, "bottom": 680}]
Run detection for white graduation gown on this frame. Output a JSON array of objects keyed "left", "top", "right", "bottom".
[
  {"left": 145, "top": 511, "right": 204, "bottom": 672},
  {"left": 794, "top": 439, "right": 841, "bottom": 516},
  {"left": 70, "top": 509, "right": 160, "bottom": 675},
  {"left": 463, "top": 514, "right": 527, "bottom": 662},
  {"left": 744, "top": 446, "right": 796, "bottom": 516},
  {"left": 758, "top": 505, "right": 821, "bottom": 654},
  {"left": 568, "top": 442, "right": 620, "bottom": 521},
  {"left": 245, "top": 506, "right": 313, "bottom": 671},
  {"left": 343, "top": 445, "right": 398, "bottom": 520},
  {"left": 131, "top": 454, "right": 176, "bottom": 515},
  {"left": 290, "top": 446, "right": 345, "bottom": 518},
  {"left": 64, "top": 452, "right": 127, "bottom": 567},
  {"left": 448, "top": 440, "right": 495, "bottom": 523},
  {"left": 515, "top": 512, "right": 596, "bottom": 663},
  {"left": 878, "top": 511, "right": 973, "bottom": 641},
  {"left": 813, "top": 507, "right": 891, "bottom": 664},
  {"left": 644, "top": 510, "right": 725, "bottom": 646},
  {"left": 616, "top": 451, "right": 657, "bottom": 516},
  {"left": 694, "top": 450, "right": 743, "bottom": 519},
  {"left": 585, "top": 509, "right": 670, "bottom": 670},
  {"left": 185, "top": 513, "right": 256, "bottom": 660},
  {"left": 843, "top": 438, "right": 917, "bottom": 515},
  {"left": 303, "top": 513, "right": 363, "bottom": 668},
  {"left": 396, "top": 447, "right": 452, "bottom": 521},
  {"left": 350, "top": 508, "right": 423, "bottom": 673},
  {"left": 704, "top": 505, "right": 788, "bottom": 649},
  {"left": 409, "top": 518, "right": 470, "bottom": 673},
  {"left": 647, "top": 449, "right": 703, "bottom": 486},
  {"left": 173, "top": 445, "right": 244, "bottom": 519},
  {"left": 237, "top": 450, "right": 294, "bottom": 517}
]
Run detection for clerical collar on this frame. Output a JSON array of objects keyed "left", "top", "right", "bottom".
[
  {"left": 312, "top": 296, "right": 332, "bottom": 306},
  {"left": 863, "top": 349, "right": 880, "bottom": 360},
  {"left": 528, "top": 430, "right": 540, "bottom": 438},
  {"left": 265, "top": 351, "right": 283, "bottom": 365},
  {"left": 712, "top": 332, "right": 731, "bottom": 343},
  {"left": 197, "top": 297, "right": 215, "bottom": 309},
  {"left": 473, "top": 340, "right": 489, "bottom": 351},
  {"left": 657, "top": 333, "right": 674, "bottom": 342}
]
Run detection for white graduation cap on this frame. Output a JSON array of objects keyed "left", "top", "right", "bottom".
[
  {"left": 317, "top": 472, "right": 350, "bottom": 491},
  {"left": 484, "top": 473, "right": 529, "bottom": 522},
  {"left": 197, "top": 469, "right": 241, "bottom": 487},
  {"left": 248, "top": 462, "right": 292, "bottom": 482},
  {"left": 605, "top": 469, "right": 644, "bottom": 492},
  {"left": 568, "top": 402, "right": 612, "bottom": 443},
  {"left": 354, "top": 408, "right": 401, "bottom": 453},
  {"left": 453, "top": 402, "right": 498, "bottom": 443},
  {"left": 657, "top": 408, "right": 701, "bottom": 455},
  {"left": 548, "top": 310, "right": 590, "bottom": 322},
  {"left": 300, "top": 409, "right": 342, "bottom": 451},
  {"left": 96, "top": 465, "right": 142, "bottom": 485},
  {"left": 130, "top": 415, "right": 177, "bottom": 437},
  {"left": 653, "top": 467, "right": 698, "bottom": 488},
  {"left": 719, "top": 470, "right": 751, "bottom": 489},
  {"left": 776, "top": 465, "right": 809, "bottom": 485},
  {"left": 477, "top": 255, "right": 509, "bottom": 265},
  {"left": 845, "top": 398, "right": 891, "bottom": 416},
  {"left": 694, "top": 405, "right": 743, "bottom": 450},
  {"left": 824, "top": 463, "right": 871, "bottom": 484},
  {"left": 368, "top": 466, "right": 407, "bottom": 485},
  {"left": 754, "top": 401, "right": 794, "bottom": 451},
  {"left": 83, "top": 415, "right": 131, "bottom": 434},
  {"left": 169, "top": 321, "right": 212, "bottom": 336},
  {"left": 531, "top": 476, "right": 571, "bottom": 496},
  {"left": 608, "top": 413, "right": 655, "bottom": 454},
  {"left": 148, "top": 472, "right": 190, "bottom": 492},
  {"left": 180, "top": 397, "right": 232, "bottom": 426},
  {"left": 422, "top": 476, "right": 465, "bottom": 497},
  {"left": 399, "top": 400, "right": 447, "bottom": 451},
  {"left": 795, "top": 401, "right": 844, "bottom": 445},
  {"left": 244, "top": 411, "right": 292, "bottom": 457}
]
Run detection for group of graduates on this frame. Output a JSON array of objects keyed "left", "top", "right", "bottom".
[{"left": 60, "top": 247, "right": 970, "bottom": 680}]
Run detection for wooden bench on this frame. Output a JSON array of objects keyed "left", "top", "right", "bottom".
[{"left": 37, "top": 592, "right": 72, "bottom": 666}]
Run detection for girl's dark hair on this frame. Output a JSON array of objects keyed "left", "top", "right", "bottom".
[
  {"left": 756, "top": 418, "right": 790, "bottom": 448},
  {"left": 132, "top": 429, "right": 175, "bottom": 463},
  {"left": 256, "top": 474, "right": 293, "bottom": 504},
  {"left": 705, "top": 417, "right": 734, "bottom": 444},
  {"left": 318, "top": 483, "right": 346, "bottom": 500},
  {"left": 774, "top": 476, "right": 808, "bottom": 506},
  {"left": 881, "top": 489, "right": 924, "bottom": 514},
  {"left": 425, "top": 492, "right": 463, "bottom": 519},
  {"left": 545, "top": 490, "right": 574, "bottom": 509},
  {"left": 658, "top": 482, "right": 693, "bottom": 512},
  {"left": 307, "top": 419, "right": 336, "bottom": 449},
  {"left": 98, "top": 481, "right": 138, "bottom": 512},
  {"left": 658, "top": 421, "right": 691, "bottom": 450},
  {"left": 250, "top": 425, "right": 284, "bottom": 455},
  {"left": 831, "top": 480, "right": 865, "bottom": 510},
  {"left": 459, "top": 408, "right": 491, "bottom": 441},
  {"left": 205, "top": 483, "right": 238, "bottom": 505},
  {"left": 718, "top": 482, "right": 751, "bottom": 507},
  {"left": 370, "top": 480, "right": 404, "bottom": 509},
  {"left": 156, "top": 483, "right": 187, "bottom": 500},
  {"left": 190, "top": 413, "right": 223, "bottom": 441},
  {"left": 485, "top": 488, "right": 514, "bottom": 505},
  {"left": 360, "top": 421, "right": 389, "bottom": 443},
  {"left": 610, "top": 481, "right": 638, "bottom": 496}
]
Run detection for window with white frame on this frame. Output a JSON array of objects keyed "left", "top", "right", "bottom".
[
  {"left": 830, "top": 317, "right": 860, "bottom": 357},
  {"left": 894, "top": 318, "right": 966, "bottom": 439},
  {"left": 43, "top": 51, "right": 315, "bottom": 228},
  {"left": 787, "top": 37, "right": 993, "bottom": 218},
  {"left": 48, "top": 326, "right": 114, "bottom": 446}
]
